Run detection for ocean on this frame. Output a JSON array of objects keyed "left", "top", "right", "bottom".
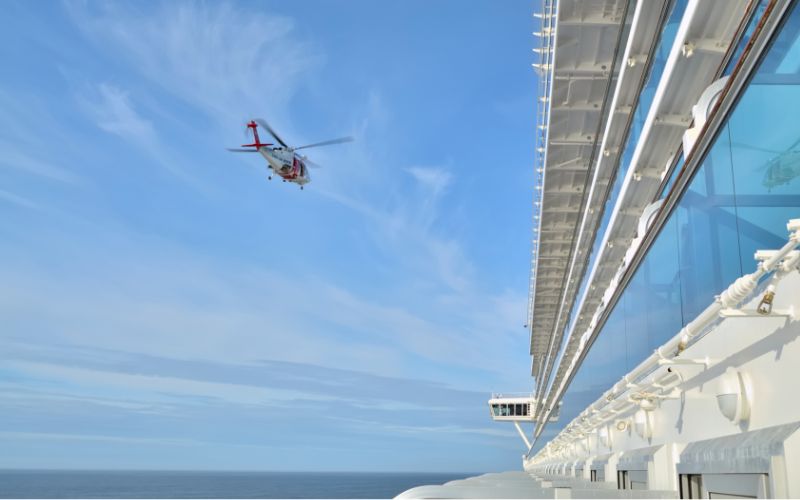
[{"left": 0, "top": 470, "right": 477, "bottom": 499}]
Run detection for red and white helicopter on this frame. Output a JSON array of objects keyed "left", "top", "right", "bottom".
[{"left": 228, "top": 118, "right": 353, "bottom": 189}]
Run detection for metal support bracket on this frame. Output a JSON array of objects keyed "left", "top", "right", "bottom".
[
  {"left": 720, "top": 307, "right": 795, "bottom": 319},
  {"left": 514, "top": 421, "right": 532, "bottom": 450},
  {"left": 651, "top": 388, "right": 682, "bottom": 400},
  {"left": 658, "top": 356, "right": 712, "bottom": 368}
]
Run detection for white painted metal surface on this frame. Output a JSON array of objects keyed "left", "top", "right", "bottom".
[
  {"left": 533, "top": 0, "right": 669, "bottom": 401},
  {"left": 529, "top": 0, "right": 630, "bottom": 385},
  {"left": 536, "top": 0, "right": 751, "bottom": 430},
  {"left": 525, "top": 220, "right": 800, "bottom": 496}
]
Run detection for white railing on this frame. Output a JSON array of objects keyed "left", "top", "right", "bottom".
[
  {"left": 527, "top": 0, "right": 557, "bottom": 365},
  {"left": 531, "top": 218, "right": 800, "bottom": 459},
  {"left": 491, "top": 392, "right": 535, "bottom": 400}
]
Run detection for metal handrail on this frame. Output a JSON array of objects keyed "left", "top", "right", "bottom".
[
  {"left": 527, "top": 0, "right": 556, "bottom": 377},
  {"left": 531, "top": 218, "right": 800, "bottom": 460},
  {"left": 490, "top": 392, "right": 536, "bottom": 400}
]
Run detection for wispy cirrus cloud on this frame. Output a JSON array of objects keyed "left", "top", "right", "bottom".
[
  {"left": 65, "top": 1, "right": 321, "bottom": 123},
  {"left": 65, "top": 0, "right": 478, "bottom": 297},
  {"left": 0, "top": 227, "right": 510, "bottom": 379},
  {"left": 0, "top": 188, "right": 43, "bottom": 211},
  {"left": 0, "top": 431, "right": 201, "bottom": 447},
  {"left": 82, "top": 84, "right": 157, "bottom": 146},
  {"left": 0, "top": 144, "right": 82, "bottom": 185},
  {"left": 406, "top": 166, "right": 453, "bottom": 197}
]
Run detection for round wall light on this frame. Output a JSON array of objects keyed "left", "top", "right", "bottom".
[{"left": 716, "top": 367, "right": 751, "bottom": 425}]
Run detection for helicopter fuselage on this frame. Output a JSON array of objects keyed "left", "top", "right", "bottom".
[
  {"left": 259, "top": 147, "right": 309, "bottom": 185},
  {"left": 229, "top": 119, "right": 351, "bottom": 189}
]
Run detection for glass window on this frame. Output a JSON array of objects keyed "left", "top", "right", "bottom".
[
  {"left": 661, "top": 153, "right": 686, "bottom": 197},
  {"left": 543, "top": 0, "right": 692, "bottom": 395},
  {"left": 675, "top": 126, "right": 743, "bottom": 321},
  {"left": 542, "top": 3, "right": 800, "bottom": 451}
]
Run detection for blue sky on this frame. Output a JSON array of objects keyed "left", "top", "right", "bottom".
[{"left": 0, "top": 0, "right": 537, "bottom": 472}]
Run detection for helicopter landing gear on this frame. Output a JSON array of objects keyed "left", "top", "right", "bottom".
[
  {"left": 268, "top": 176, "right": 272, "bottom": 180},
  {"left": 300, "top": 185, "right": 304, "bottom": 190}
]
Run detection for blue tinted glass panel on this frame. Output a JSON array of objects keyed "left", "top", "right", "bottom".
[
  {"left": 625, "top": 214, "right": 684, "bottom": 356},
  {"left": 553, "top": 303, "right": 628, "bottom": 431},
  {"left": 723, "top": 0, "right": 769, "bottom": 76},
  {"left": 727, "top": 42, "right": 800, "bottom": 271},
  {"left": 540, "top": 2, "right": 800, "bottom": 452},
  {"left": 660, "top": 154, "right": 685, "bottom": 197},
  {"left": 675, "top": 127, "right": 743, "bottom": 320},
  {"left": 544, "top": 0, "right": 690, "bottom": 394}
]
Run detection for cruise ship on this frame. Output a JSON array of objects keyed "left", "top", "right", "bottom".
[{"left": 398, "top": 0, "right": 800, "bottom": 498}]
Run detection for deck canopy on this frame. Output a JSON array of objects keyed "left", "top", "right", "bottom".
[
  {"left": 537, "top": 0, "right": 750, "bottom": 424},
  {"left": 529, "top": 0, "right": 630, "bottom": 384}
]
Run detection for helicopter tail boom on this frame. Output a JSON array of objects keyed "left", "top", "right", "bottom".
[{"left": 241, "top": 120, "right": 272, "bottom": 149}]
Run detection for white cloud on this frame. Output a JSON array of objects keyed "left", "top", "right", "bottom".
[
  {"left": 406, "top": 166, "right": 452, "bottom": 196},
  {"left": 84, "top": 84, "right": 156, "bottom": 146},
  {"left": 66, "top": 1, "right": 321, "bottom": 123},
  {"left": 74, "top": 81, "right": 215, "bottom": 191},
  {"left": 7, "top": 361, "right": 343, "bottom": 407},
  {"left": 385, "top": 423, "right": 516, "bottom": 438},
  {"left": 0, "top": 188, "right": 42, "bottom": 211},
  {"left": 0, "top": 140, "right": 81, "bottom": 185},
  {"left": 329, "top": 416, "right": 516, "bottom": 438},
  {"left": 0, "top": 431, "right": 201, "bottom": 447}
]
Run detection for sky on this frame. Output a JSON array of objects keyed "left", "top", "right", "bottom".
[{"left": 0, "top": 0, "right": 538, "bottom": 472}]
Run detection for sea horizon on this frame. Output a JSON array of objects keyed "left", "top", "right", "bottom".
[
  {"left": 0, "top": 468, "right": 484, "bottom": 474},
  {"left": 0, "top": 469, "right": 484, "bottom": 499}
]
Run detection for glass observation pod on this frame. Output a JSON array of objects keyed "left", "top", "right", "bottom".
[
  {"left": 488, "top": 393, "right": 561, "bottom": 451},
  {"left": 488, "top": 393, "right": 536, "bottom": 421}
]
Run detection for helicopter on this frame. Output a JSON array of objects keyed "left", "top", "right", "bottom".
[
  {"left": 760, "top": 147, "right": 800, "bottom": 191},
  {"left": 734, "top": 137, "right": 800, "bottom": 191},
  {"left": 227, "top": 118, "right": 353, "bottom": 189}
]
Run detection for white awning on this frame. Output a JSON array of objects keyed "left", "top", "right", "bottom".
[
  {"left": 590, "top": 452, "right": 614, "bottom": 470},
  {"left": 617, "top": 445, "right": 663, "bottom": 471},
  {"left": 677, "top": 422, "right": 800, "bottom": 474}
]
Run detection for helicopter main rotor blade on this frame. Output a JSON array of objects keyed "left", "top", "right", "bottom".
[
  {"left": 254, "top": 118, "right": 289, "bottom": 148},
  {"left": 227, "top": 148, "right": 261, "bottom": 153},
  {"left": 731, "top": 142, "right": 782, "bottom": 155},
  {"left": 294, "top": 136, "right": 354, "bottom": 151},
  {"left": 300, "top": 155, "right": 322, "bottom": 168}
]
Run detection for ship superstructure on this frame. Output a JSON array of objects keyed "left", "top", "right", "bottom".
[
  {"left": 516, "top": 0, "right": 800, "bottom": 496},
  {"left": 398, "top": 0, "right": 800, "bottom": 498}
]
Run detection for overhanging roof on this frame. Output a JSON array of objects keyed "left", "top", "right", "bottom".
[
  {"left": 529, "top": 0, "right": 630, "bottom": 381},
  {"left": 540, "top": 0, "right": 750, "bottom": 416}
]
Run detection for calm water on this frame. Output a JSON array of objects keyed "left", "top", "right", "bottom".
[{"left": 0, "top": 470, "right": 477, "bottom": 499}]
